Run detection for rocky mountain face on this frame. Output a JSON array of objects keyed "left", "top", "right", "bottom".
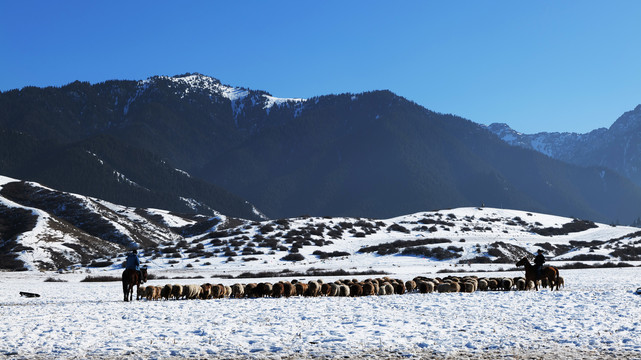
[
  {"left": 2, "top": 74, "right": 641, "bottom": 224},
  {"left": 486, "top": 105, "right": 641, "bottom": 188}
]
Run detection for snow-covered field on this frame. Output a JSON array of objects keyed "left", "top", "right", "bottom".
[{"left": 2, "top": 267, "right": 641, "bottom": 359}]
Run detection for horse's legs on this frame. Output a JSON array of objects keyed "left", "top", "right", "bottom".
[{"left": 123, "top": 281, "right": 129, "bottom": 302}]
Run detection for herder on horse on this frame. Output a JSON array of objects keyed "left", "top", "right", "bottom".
[
  {"left": 515, "top": 250, "right": 560, "bottom": 291},
  {"left": 122, "top": 249, "right": 148, "bottom": 301}
]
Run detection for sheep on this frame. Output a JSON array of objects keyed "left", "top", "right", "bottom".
[
  {"left": 320, "top": 283, "right": 331, "bottom": 296},
  {"left": 488, "top": 278, "right": 499, "bottom": 290},
  {"left": 245, "top": 283, "right": 258, "bottom": 298},
  {"left": 516, "top": 278, "right": 526, "bottom": 291},
  {"left": 183, "top": 284, "right": 202, "bottom": 299},
  {"left": 383, "top": 282, "right": 394, "bottom": 295},
  {"left": 200, "top": 283, "right": 213, "bottom": 299},
  {"left": 306, "top": 281, "right": 321, "bottom": 297},
  {"left": 378, "top": 284, "right": 387, "bottom": 295},
  {"left": 283, "top": 282, "right": 296, "bottom": 297},
  {"left": 212, "top": 284, "right": 225, "bottom": 299},
  {"left": 362, "top": 282, "right": 376, "bottom": 296},
  {"left": 328, "top": 283, "right": 340, "bottom": 296},
  {"left": 501, "top": 278, "right": 513, "bottom": 291},
  {"left": 557, "top": 276, "right": 565, "bottom": 289},
  {"left": 462, "top": 282, "right": 475, "bottom": 293},
  {"left": 137, "top": 286, "right": 146, "bottom": 300},
  {"left": 144, "top": 286, "right": 155, "bottom": 300},
  {"left": 405, "top": 280, "right": 417, "bottom": 293},
  {"left": 437, "top": 283, "right": 451, "bottom": 293},
  {"left": 161, "top": 284, "right": 173, "bottom": 300},
  {"left": 224, "top": 285, "right": 232, "bottom": 297},
  {"left": 393, "top": 281, "right": 405, "bottom": 295},
  {"left": 350, "top": 283, "right": 363, "bottom": 297},
  {"left": 477, "top": 279, "right": 489, "bottom": 291},
  {"left": 171, "top": 284, "right": 183, "bottom": 300},
  {"left": 526, "top": 280, "right": 536, "bottom": 291},
  {"left": 448, "top": 281, "right": 461, "bottom": 293},
  {"left": 295, "top": 282, "right": 308, "bottom": 296},
  {"left": 417, "top": 281, "right": 434, "bottom": 293},
  {"left": 230, "top": 283, "right": 244, "bottom": 298},
  {"left": 272, "top": 282, "right": 285, "bottom": 298},
  {"left": 339, "top": 284, "right": 350, "bottom": 297}
]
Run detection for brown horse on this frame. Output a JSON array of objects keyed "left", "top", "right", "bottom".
[
  {"left": 515, "top": 257, "right": 559, "bottom": 291},
  {"left": 122, "top": 267, "right": 148, "bottom": 301}
]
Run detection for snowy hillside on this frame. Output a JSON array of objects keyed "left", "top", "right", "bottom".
[
  {"left": 3, "top": 174, "right": 641, "bottom": 274},
  {"left": 0, "top": 176, "right": 226, "bottom": 271}
]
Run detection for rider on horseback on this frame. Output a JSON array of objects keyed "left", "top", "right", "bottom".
[
  {"left": 534, "top": 249, "right": 545, "bottom": 279},
  {"left": 126, "top": 249, "right": 142, "bottom": 280}
]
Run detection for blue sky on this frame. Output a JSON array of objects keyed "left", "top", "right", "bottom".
[{"left": 1, "top": 1, "right": 640, "bottom": 133}]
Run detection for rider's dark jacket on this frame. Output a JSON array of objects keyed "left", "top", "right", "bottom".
[
  {"left": 534, "top": 253, "right": 545, "bottom": 268},
  {"left": 126, "top": 253, "right": 140, "bottom": 271}
]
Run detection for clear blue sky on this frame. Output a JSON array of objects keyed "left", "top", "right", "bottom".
[{"left": 1, "top": 1, "right": 640, "bottom": 133}]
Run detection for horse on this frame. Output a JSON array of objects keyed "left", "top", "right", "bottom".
[
  {"left": 122, "top": 267, "right": 148, "bottom": 301},
  {"left": 515, "top": 257, "right": 559, "bottom": 291}
]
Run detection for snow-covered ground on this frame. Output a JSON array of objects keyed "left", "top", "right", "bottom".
[{"left": 1, "top": 267, "right": 640, "bottom": 359}]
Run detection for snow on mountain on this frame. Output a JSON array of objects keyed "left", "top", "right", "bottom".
[
  {"left": 133, "top": 73, "right": 308, "bottom": 120},
  {"left": 0, "top": 176, "right": 208, "bottom": 271},
  {"left": 64, "top": 204, "right": 641, "bottom": 278},
  {"left": 485, "top": 105, "right": 641, "bottom": 187}
]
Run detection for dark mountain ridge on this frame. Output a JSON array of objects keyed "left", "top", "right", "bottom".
[{"left": 2, "top": 74, "right": 641, "bottom": 223}]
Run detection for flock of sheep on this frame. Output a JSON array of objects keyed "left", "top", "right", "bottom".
[{"left": 136, "top": 275, "right": 564, "bottom": 301}]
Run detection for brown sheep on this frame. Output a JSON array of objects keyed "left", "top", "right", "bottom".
[
  {"left": 224, "top": 285, "right": 232, "bottom": 297},
  {"left": 295, "top": 282, "right": 308, "bottom": 296},
  {"left": 320, "top": 283, "right": 331, "bottom": 296},
  {"left": 557, "top": 276, "right": 565, "bottom": 288},
  {"left": 171, "top": 284, "right": 183, "bottom": 300},
  {"left": 283, "top": 281, "right": 296, "bottom": 297},
  {"left": 272, "top": 282, "right": 285, "bottom": 298},
  {"left": 393, "top": 281, "right": 405, "bottom": 295},
  {"left": 200, "top": 283, "right": 213, "bottom": 299},
  {"left": 212, "top": 284, "right": 225, "bottom": 299},
  {"left": 231, "top": 283, "right": 245, "bottom": 298},
  {"left": 417, "top": 281, "right": 434, "bottom": 293},
  {"left": 488, "top": 278, "right": 499, "bottom": 290},
  {"left": 477, "top": 279, "right": 488, "bottom": 291},
  {"left": 245, "top": 283, "right": 258, "bottom": 298},
  {"left": 161, "top": 284, "right": 173, "bottom": 300},
  {"left": 405, "top": 280, "right": 417, "bottom": 293},
  {"left": 350, "top": 283, "right": 363, "bottom": 297},
  {"left": 462, "top": 282, "right": 475, "bottom": 293},
  {"left": 137, "top": 286, "right": 147, "bottom": 300},
  {"left": 501, "top": 278, "right": 513, "bottom": 291},
  {"left": 436, "top": 283, "right": 451, "bottom": 293},
  {"left": 362, "top": 282, "right": 376, "bottom": 296}
]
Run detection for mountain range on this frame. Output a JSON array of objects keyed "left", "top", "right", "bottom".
[
  {"left": 485, "top": 105, "right": 641, "bottom": 189},
  {"left": 1, "top": 73, "right": 641, "bottom": 224}
]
